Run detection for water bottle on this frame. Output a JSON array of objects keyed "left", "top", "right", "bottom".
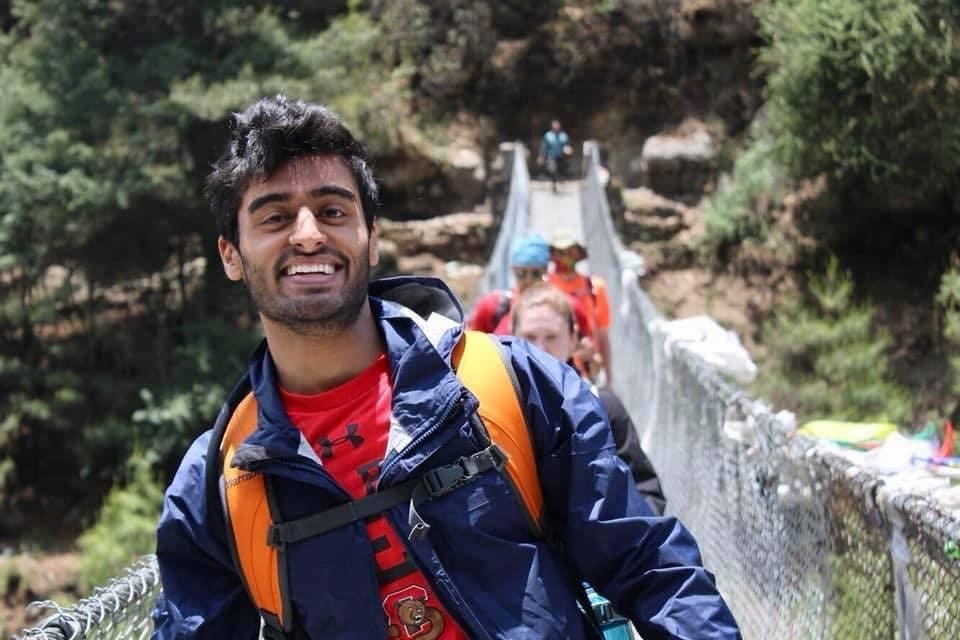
[{"left": 584, "top": 584, "right": 633, "bottom": 640}]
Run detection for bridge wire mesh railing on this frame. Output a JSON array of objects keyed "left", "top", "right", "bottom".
[
  {"left": 13, "top": 556, "right": 160, "bottom": 639},
  {"left": 14, "top": 141, "right": 960, "bottom": 639},
  {"left": 580, "top": 140, "right": 960, "bottom": 639},
  {"left": 478, "top": 142, "right": 530, "bottom": 296}
]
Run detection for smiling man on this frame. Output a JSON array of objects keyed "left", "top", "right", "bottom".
[{"left": 151, "top": 95, "right": 740, "bottom": 640}]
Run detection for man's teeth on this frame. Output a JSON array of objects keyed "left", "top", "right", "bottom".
[{"left": 287, "top": 264, "right": 335, "bottom": 275}]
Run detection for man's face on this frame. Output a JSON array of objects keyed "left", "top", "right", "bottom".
[
  {"left": 218, "top": 154, "right": 378, "bottom": 336},
  {"left": 551, "top": 247, "right": 580, "bottom": 273},
  {"left": 514, "top": 304, "right": 577, "bottom": 363},
  {"left": 512, "top": 264, "right": 546, "bottom": 293}
]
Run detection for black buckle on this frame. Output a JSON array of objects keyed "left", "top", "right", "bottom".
[
  {"left": 422, "top": 464, "right": 466, "bottom": 497},
  {"left": 420, "top": 445, "right": 509, "bottom": 499},
  {"left": 266, "top": 524, "right": 285, "bottom": 550}
]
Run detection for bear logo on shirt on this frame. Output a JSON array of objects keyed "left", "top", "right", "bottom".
[{"left": 386, "top": 596, "right": 445, "bottom": 639}]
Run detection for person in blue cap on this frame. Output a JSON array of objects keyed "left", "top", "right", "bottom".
[{"left": 468, "top": 234, "right": 590, "bottom": 338}]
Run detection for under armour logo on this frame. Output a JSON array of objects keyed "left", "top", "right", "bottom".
[
  {"left": 357, "top": 460, "right": 381, "bottom": 495},
  {"left": 316, "top": 423, "right": 364, "bottom": 459}
]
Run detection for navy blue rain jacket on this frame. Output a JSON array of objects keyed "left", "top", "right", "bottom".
[{"left": 152, "top": 276, "right": 740, "bottom": 639}]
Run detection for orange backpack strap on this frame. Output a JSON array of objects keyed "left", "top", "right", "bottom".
[
  {"left": 206, "top": 375, "right": 296, "bottom": 639},
  {"left": 452, "top": 331, "right": 544, "bottom": 534},
  {"left": 210, "top": 331, "right": 544, "bottom": 638}
]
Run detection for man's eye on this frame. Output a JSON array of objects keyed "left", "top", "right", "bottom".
[
  {"left": 322, "top": 207, "right": 346, "bottom": 218},
  {"left": 263, "top": 212, "right": 289, "bottom": 224}
]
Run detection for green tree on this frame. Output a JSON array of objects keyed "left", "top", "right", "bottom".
[
  {"left": 702, "top": 131, "right": 785, "bottom": 247},
  {"left": 758, "top": 258, "right": 910, "bottom": 423},
  {"left": 936, "top": 261, "right": 960, "bottom": 396},
  {"left": 758, "top": 0, "right": 960, "bottom": 195},
  {"left": 77, "top": 454, "right": 163, "bottom": 592},
  {"left": 0, "top": 0, "right": 396, "bottom": 523}
]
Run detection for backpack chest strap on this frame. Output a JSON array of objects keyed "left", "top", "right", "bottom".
[{"left": 266, "top": 444, "right": 507, "bottom": 549}]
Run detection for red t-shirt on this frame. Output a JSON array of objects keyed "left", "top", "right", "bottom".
[
  {"left": 469, "top": 288, "right": 594, "bottom": 338},
  {"left": 281, "top": 356, "right": 468, "bottom": 639}
]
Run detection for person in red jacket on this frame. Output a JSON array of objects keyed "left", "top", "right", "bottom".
[
  {"left": 468, "top": 234, "right": 552, "bottom": 335},
  {"left": 469, "top": 234, "right": 592, "bottom": 344}
]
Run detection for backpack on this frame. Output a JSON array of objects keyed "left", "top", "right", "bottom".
[{"left": 205, "top": 331, "right": 604, "bottom": 639}]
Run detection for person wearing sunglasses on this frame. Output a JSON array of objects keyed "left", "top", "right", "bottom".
[{"left": 468, "top": 234, "right": 591, "bottom": 339}]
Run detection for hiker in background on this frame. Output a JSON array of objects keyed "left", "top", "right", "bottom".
[
  {"left": 469, "top": 233, "right": 600, "bottom": 378},
  {"left": 548, "top": 230, "right": 614, "bottom": 386},
  {"left": 512, "top": 284, "right": 666, "bottom": 515},
  {"left": 152, "top": 94, "right": 739, "bottom": 639},
  {"left": 537, "top": 119, "right": 572, "bottom": 193},
  {"left": 468, "top": 234, "right": 591, "bottom": 343}
]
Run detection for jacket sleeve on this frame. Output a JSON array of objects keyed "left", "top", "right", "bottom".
[
  {"left": 151, "top": 431, "right": 260, "bottom": 640},
  {"left": 507, "top": 338, "right": 741, "bottom": 640},
  {"left": 597, "top": 388, "right": 667, "bottom": 516}
]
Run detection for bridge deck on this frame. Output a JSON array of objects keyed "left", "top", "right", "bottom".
[{"left": 527, "top": 179, "right": 583, "bottom": 243}]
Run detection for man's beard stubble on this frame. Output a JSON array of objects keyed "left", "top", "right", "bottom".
[{"left": 239, "top": 245, "right": 371, "bottom": 337}]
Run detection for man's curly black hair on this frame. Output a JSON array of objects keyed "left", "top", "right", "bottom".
[{"left": 205, "top": 95, "right": 379, "bottom": 245}]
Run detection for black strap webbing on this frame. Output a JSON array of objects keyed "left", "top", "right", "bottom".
[
  {"left": 266, "top": 445, "right": 507, "bottom": 549},
  {"left": 267, "top": 477, "right": 420, "bottom": 549}
]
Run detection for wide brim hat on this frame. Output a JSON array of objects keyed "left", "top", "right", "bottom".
[{"left": 550, "top": 230, "right": 587, "bottom": 259}]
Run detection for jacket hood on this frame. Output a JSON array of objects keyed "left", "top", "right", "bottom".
[
  {"left": 369, "top": 275, "right": 466, "bottom": 361},
  {"left": 369, "top": 275, "right": 464, "bottom": 326}
]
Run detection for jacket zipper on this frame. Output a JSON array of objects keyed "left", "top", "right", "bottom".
[
  {"left": 377, "top": 388, "right": 468, "bottom": 487},
  {"left": 379, "top": 388, "right": 494, "bottom": 640},
  {"left": 395, "top": 517, "right": 494, "bottom": 640}
]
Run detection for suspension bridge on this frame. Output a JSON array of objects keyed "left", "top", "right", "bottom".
[{"left": 13, "top": 143, "right": 960, "bottom": 639}]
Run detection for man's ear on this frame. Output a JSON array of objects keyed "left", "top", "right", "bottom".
[
  {"left": 218, "top": 236, "right": 244, "bottom": 281},
  {"left": 368, "top": 224, "right": 380, "bottom": 267}
]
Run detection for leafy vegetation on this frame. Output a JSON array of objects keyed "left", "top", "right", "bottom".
[
  {"left": 703, "top": 0, "right": 959, "bottom": 420},
  {"left": 757, "top": 0, "right": 960, "bottom": 195},
  {"left": 757, "top": 258, "right": 910, "bottom": 423},
  {"left": 77, "top": 455, "right": 163, "bottom": 592},
  {"left": 702, "top": 132, "right": 784, "bottom": 247},
  {"left": 936, "top": 261, "right": 960, "bottom": 398},
  {"left": 0, "top": 0, "right": 393, "bottom": 524}
]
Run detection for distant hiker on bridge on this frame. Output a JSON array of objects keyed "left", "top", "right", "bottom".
[
  {"left": 151, "top": 94, "right": 740, "bottom": 640},
  {"left": 537, "top": 118, "right": 572, "bottom": 193},
  {"left": 548, "top": 230, "right": 614, "bottom": 386},
  {"left": 512, "top": 284, "right": 666, "bottom": 516}
]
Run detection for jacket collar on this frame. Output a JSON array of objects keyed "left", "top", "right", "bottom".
[{"left": 240, "top": 276, "right": 473, "bottom": 463}]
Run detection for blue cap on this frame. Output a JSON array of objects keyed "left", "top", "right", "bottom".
[{"left": 510, "top": 234, "right": 550, "bottom": 267}]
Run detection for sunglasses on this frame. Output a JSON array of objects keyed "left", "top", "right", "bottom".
[{"left": 513, "top": 268, "right": 545, "bottom": 280}]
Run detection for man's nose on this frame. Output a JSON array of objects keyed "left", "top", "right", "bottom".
[{"left": 290, "top": 207, "right": 326, "bottom": 250}]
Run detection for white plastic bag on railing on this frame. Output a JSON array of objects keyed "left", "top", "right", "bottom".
[{"left": 657, "top": 315, "right": 758, "bottom": 384}]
